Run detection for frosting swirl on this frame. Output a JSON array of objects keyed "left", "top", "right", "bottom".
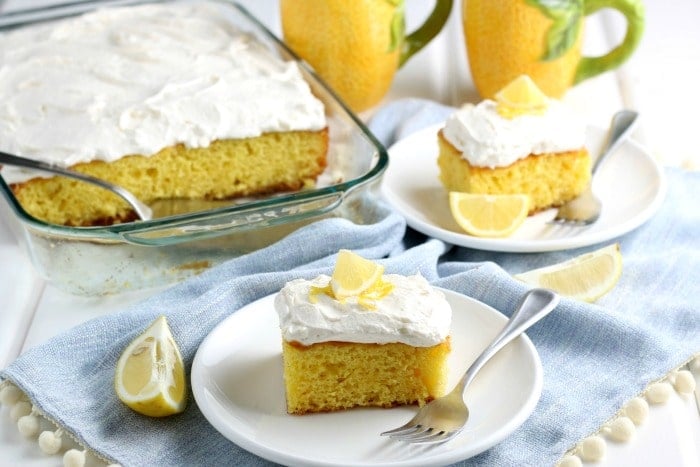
[
  {"left": 0, "top": 2, "right": 326, "bottom": 183},
  {"left": 275, "top": 273, "right": 452, "bottom": 346},
  {"left": 442, "top": 99, "right": 586, "bottom": 169}
]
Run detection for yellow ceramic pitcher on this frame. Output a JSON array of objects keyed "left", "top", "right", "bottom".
[
  {"left": 463, "top": 0, "right": 644, "bottom": 98},
  {"left": 281, "top": 0, "right": 453, "bottom": 112}
]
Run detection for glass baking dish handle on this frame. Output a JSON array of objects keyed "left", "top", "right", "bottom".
[{"left": 118, "top": 191, "right": 345, "bottom": 246}]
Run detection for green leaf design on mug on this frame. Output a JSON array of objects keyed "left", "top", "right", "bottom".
[
  {"left": 525, "top": 0, "right": 584, "bottom": 61},
  {"left": 387, "top": 0, "right": 406, "bottom": 53}
]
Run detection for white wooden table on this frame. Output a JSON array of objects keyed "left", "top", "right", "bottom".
[{"left": 1, "top": 1, "right": 698, "bottom": 466}]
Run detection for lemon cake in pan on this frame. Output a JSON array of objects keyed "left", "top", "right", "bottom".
[
  {"left": 0, "top": 1, "right": 328, "bottom": 226},
  {"left": 274, "top": 250, "right": 451, "bottom": 415},
  {"left": 438, "top": 76, "right": 591, "bottom": 213}
]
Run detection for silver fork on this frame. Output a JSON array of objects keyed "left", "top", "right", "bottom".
[
  {"left": 0, "top": 150, "right": 153, "bottom": 221},
  {"left": 551, "top": 110, "right": 639, "bottom": 225},
  {"left": 381, "top": 288, "right": 560, "bottom": 444}
]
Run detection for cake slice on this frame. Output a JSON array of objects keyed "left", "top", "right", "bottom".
[
  {"left": 9, "top": 130, "right": 328, "bottom": 226},
  {"left": 0, "top": 2, "right": 328, "bottom": 226},
  {"left": 274, "top": 250, "right": 452, "bottom": 414},
  {"left": 438, "top": 75, "right": 591, "bottom": 213}
]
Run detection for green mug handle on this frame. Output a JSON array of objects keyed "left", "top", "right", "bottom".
[
  {"left": 574, "top": 0, "right": 645, "bottom": 83},
  {"left": 398, "top": 0, "right": 453, "bottom": 67}
]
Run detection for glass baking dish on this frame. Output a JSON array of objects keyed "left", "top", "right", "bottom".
[{"left": 0, "top": 0, "right": 389, "bottom": 295}]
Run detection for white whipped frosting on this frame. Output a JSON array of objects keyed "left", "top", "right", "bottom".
[
  {"left": 0, "top": 2, "right": 326, "bottom": 183},
  {"left": 442, "top": 99, "right": 586, "bottom": 168},
  {"left": 275, "top": 273, "right": 452, "bottom": 346}
]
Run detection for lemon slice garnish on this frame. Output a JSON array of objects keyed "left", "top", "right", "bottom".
[
  {"left": 494, "top": 74, "right": 549, "bottom": 118},
  {"left": 515, "top": 243, "right": 623, "bottom": 302},
  {"left": 330, "top": 249, "right": 385, "bottom": 300},
  {"left": 449, "top": 192, "right": 530, "bottom": 238},
  {"left": 114, "top": 315, "right": 186, "bottom": 417}
]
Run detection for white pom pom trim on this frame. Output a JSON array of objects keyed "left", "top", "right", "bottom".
[
  {"left": 579, "top": 435, "right": 606, "bottom": 462},
  {"left": 559, "top": 352, "right": 700, "bottom": 465},
  {"left": 0, "top": 383, "right": 22, "bottom": 406},
  {"left": 672, "top": 370, "right": 696, "bottom": 395},
  {"left": 645, "top": 381, "right": 673, "bottom": 404},
  {"left": 0, "top": 379, "right": 118, "bottom": 466},
  {"left": 624, "top": 397, "right": 649, "bottom": 425},
  {"left": 39, "top": 428, "right": 64, "bottom": 455},
  {"left": 64, "top": 449, "right": 86, "bottom": 467},
  {"left": 9, "top": 400, "right": 32, "bottom": 422},
  {"left": 17, "top": 408, "right": 41, "bottom": 438},
  {"left": 604, "top": 417, "right": 635, "bottom": 442}
]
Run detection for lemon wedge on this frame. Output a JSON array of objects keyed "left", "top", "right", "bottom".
[
  {"left": 114, "top": 315, "right": 187, "bottom": 417},
  {"left": 449, "top": 192, "right": 530, "bottom": 238},
  {"left": 494, "top": 74, "right": 549, "bottom": 118},
  {"left": 515, "top": 243, "right": 623, "bottom": 302},
  {"left": 330, "top": 249, "right": 384, "bottom": 299}
]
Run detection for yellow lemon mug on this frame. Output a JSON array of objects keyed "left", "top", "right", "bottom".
[
  {"left": 281, "top": 0, "right": 453, "bottom": 112},
  {"left": 463, "top": 0, "right": 645, "bottom": 98}
]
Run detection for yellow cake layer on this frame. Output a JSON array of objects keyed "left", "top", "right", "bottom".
[
  {"left": 437, "top": 131, "right": 591, "bottom": 213},
  {"left": 11, "top": 129, "right": 328, "bottom": 226},
  {"left": 281, "top": 338, "right": 451, "bottom": 415}
]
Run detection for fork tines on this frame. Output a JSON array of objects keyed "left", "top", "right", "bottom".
[
  {"left": 548, "top": 217, "right": 596, "bottom": 226},
  {"left": 381, "top": 424, "right": 460, "bottom": 444}
]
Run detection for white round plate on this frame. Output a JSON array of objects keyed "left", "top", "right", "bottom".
[
  {"left": 191, "top": 288, "right": 543, "bottom": 467},
  {"left": 381, "top": 123, "right": 667, "bottom": 252}
]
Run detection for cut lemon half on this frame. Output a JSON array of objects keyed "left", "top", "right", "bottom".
[
  {"left": 115, "top": 315, "right": 187, "bottom": 417},
  {"left": 331, "top": 249, "right": 384, "bottom": 299},
  {"left": 494, "top": 74, "right": 549, "bottom": 118},
  {"left": 449, "top": 192, "right": 530, "bottom": 237},
  {"left": 515, "top": 243, "right": 623, "bottom": 302}
]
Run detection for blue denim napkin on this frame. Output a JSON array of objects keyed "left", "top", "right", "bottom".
[{"left": 2, "top": 99, "right": 699, "bottom": 467}]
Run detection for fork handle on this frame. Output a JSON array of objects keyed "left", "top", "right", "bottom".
[
  {"left": 0, "top": 150, "right": 106, "bottom": 186},
  {"left": 591, "top": 110, "right": 639, "bottom": 174},
  {"left": 455, "top": 289, "right": 560, "bottom": 396},
  {"left": 0, "top": 150, "right": 153, "bottom": 221}
]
